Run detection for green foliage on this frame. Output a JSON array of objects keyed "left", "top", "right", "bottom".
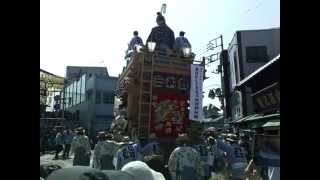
[
  {"left": 203, "top": 104, "right": 221, "bottom": 118},
  {"left": 40, "top": 74, "right": 64, "bottom": 90}
]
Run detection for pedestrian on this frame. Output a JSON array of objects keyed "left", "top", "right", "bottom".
[
  {"left": 70, "top": 127, "right": 91, "bottom": 166},
  {"left": 174, "top": 31, "right": 192, "bottom": 56},
  {"left": 113, "top": 136, "right": 138, "bottom": 170},
  {"left": 225, "top": 136, "right": 247, "bottom": 180},
  {"left": 93, "top": 132, "right": 118, "bottom": 170},
  {"left": 144, "top": 155, "right": 172, "bottom": 180},
  {"left": 192, "top": 139, "right": 214, "bottom": 180},
  {"left": 53, "top": 127, "right": 64, "bottom": 160},
  {"left": 126, "top": 30, "right": 144, "bottom": 58},
  {"left": 188, "top": 124, "right": 213, "bottom": 180},
  {"left": 62, "top": 129, "right": 73, "bottom": 159},
  {"left": 168, "top": 133, "right": 204, "bottom": 180},
  {"left": 134, "top": 133, "right": 161, "bottom": 161},
  {"left": 146, "top": 12, "right": 175, "bottom": 52},
  {"left": 121, "top": 161, "right": 166, "bottom": 180}
]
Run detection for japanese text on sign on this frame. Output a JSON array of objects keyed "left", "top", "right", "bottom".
[{"left": 189, "top": 64, "right": 204, "bottom": 121}]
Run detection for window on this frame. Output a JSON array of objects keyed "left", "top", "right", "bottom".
[
  {"left": 76, "top": 80, "right": 80, "bottom": 105},
  {"left": 246, "top": 46, "right": 268, "bottom": 62},
  {"left": 68, "top": 86, "right": 72, "bottom": 106},
  {"left": 109, "top": 94, "right": 115, "bottom": 104},
  {"left": 233, "top": 52, "right": 240, "bottom": 83},
  {"left": 96, "top": 90, "right": 101, "bottom": 104},
  {"left": 102, "top": 92, "right": 115, "bottom": 104},
  {"left": 81, "top": 75, "right": 86, "bottom": 102},
  {"left": 64, "top": 87, "right": 68, "bottom": 108},
  {"left": 103, "top": 92, "right": 108, "bottom": 104},
  {"left": 72, "top": 82, "right": 77, "bottom": 106},
  {"left": 87, "top": 89, "right": 93, "bottom": 102}
]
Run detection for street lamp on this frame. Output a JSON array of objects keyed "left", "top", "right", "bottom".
[
  {"left": 147, "top": 42, "right": 156, "bottom": 52},
  {"left": 134, "top": 44, "right": 143, "bottom": 53},
  {"left": 182, "top": 47, "right": 191, "bottom": 57}
]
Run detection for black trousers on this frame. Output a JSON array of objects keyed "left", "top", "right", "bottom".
[
  {"left": 63, "top": 144, "right": 71, "bottom": 158},
  {"left": 55, "top": 145, "right": 63, "bottom": 158}
]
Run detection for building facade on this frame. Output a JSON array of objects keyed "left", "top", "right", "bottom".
[
  {"left": 66, "top": 66, "right": 109, "bottom": 82},
  {"left": 63, "top": 66, "right": 118, "bottom": 137},
  {"left": 40, "top": 69, "right": 64, "bottom": 114},
  {"left": 222, "top": 28, "right": 280, "bottom": 122}
]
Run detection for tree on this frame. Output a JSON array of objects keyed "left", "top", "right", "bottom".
[
  {"left": 202, "top": 104, "right": 221, "bottom": 118},
  {"left": 40, "top": 73, "right": 64, "bottom": 113}
]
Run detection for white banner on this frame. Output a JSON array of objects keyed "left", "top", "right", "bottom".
[{"left": 189, "top": 64, "right": 204, "bottom": 121}]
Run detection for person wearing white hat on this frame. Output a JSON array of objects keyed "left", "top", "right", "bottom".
[{"left": 121, "top": 161, "right": 165, "bottom": 180}]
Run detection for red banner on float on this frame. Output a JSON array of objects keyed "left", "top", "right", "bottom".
[{"left": 151, "top": 90, "right": 189, "bottom": 137}]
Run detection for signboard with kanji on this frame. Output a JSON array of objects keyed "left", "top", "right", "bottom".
[
  {"left": 252, "top": 82, "right": 280, "bottom": 113},
  {"left": 151, "top": 72, "right": 190, "bottom": 137},
  {"left": 189, "top": 64, "right": 204, "bottom": 121}
]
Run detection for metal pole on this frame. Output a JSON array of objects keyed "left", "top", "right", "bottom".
[
  {"left": 220, "top": 35, "right": 224, "bottom": 50},
  {"left": 219, "top": 35, "right": 226, "bottom": 119}
]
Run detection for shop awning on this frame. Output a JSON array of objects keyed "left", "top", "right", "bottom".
[
  {"left": 231, "top": 114, "right": 260, "bottom": 124},
  {"left": 235, "top": 55, "right": 280, "bottom": 90},
  {"left": 245, "top": 113, "right": 280, "bottom": 122},
  {"left": 245, "top": 113, "right": 280, "bottom": 129},
  {"left": 232, "top": 113, "right": 280, "bottom": 129},
  {"left": 262, "top": 121, "right": 280, "bottom": 128}
]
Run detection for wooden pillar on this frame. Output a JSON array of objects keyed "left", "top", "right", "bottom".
[{"left": 127, "top": 81, "right": 139, "bottom": 135}]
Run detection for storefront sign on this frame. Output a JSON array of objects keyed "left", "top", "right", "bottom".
[
  {"left": 151, "top": 72, "right": 190, "bottom": 137},
  {"left": 252, "top": 82, "right": 280, "bottom": 113},
  {"left": 152, "top": 72, "right": 189, "bottom": 91},
  {"left": 189, "top": 64, "right": 204, "bottom": 121}
]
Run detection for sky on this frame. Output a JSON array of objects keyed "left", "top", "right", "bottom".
[{"left": 40, "top": 0, "right": 280, "bottom": 107}]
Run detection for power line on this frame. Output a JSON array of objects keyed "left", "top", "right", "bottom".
[{"left": 203, "top": 84, "right": 220, "bottom": 90}]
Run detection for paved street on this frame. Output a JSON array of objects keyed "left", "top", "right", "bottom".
[
  {"left": 40, "top": 151, "right": 229, "bottom": 180},
  {"left": 40, "top": 151, "right": 94, "bottom": 168}
]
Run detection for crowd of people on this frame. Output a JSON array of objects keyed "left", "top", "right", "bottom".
[{"left": 41, "top": 123, "right": 257, "bottom": 180}]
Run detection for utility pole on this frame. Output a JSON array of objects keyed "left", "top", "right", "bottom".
[{"left": 203, "top": 35, "right": 226, "bottom": 118}]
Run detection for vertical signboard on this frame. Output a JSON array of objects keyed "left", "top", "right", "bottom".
[
  {"left": 151, "top": 72, "right": 190, "bottom": 137},
  {"left": 189, "top": 64, "right": 204, "bottom": 121}
]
